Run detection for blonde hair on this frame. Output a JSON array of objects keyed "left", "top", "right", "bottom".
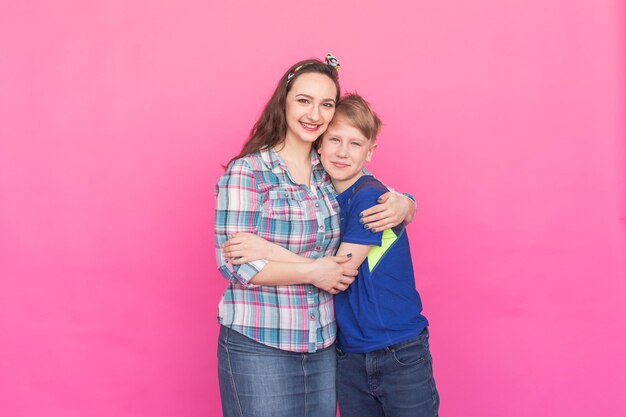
[{"left": 332, "top": 93, "right": 382, "bottom": 141}]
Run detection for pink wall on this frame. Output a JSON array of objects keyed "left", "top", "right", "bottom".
[{"left": 1, "top": 1, "right": 624, "bottom": 416}]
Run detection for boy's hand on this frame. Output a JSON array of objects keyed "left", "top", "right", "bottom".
[
  {"left": 359, "top": 192, "right": 416, "bottom": 232},
  {"left": 222, "top": 232, "right": 276, "bottom": 264}
]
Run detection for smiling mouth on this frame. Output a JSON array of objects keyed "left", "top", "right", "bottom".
[
  {"left": 332, "top": 162, "right": 349, "bottom": 168},
  {"left": 300, "top": 122, "right": 320, "bottom": 131}
]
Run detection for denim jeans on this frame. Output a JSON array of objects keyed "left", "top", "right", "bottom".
[
  {"left": 217, "top": 325, "right": 337, "bottom": 417},
  {"left": 336, "top": 328, "right": 439, "bottom": 417}
]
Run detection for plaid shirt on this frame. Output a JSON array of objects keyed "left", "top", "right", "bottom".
[{"left": 215, "top": 148, "right": 341, "bottom": 353}]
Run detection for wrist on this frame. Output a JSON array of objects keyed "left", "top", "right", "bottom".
[{"left": 298, "top": 262, "right": 315, "bottom": 284}]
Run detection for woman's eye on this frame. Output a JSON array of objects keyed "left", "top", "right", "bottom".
[
  {"left": 298, "top": 98, "right": 309, "bottom": 104},
  {"left": 323, "top": 102, "right": 335, "bottom": 108}
]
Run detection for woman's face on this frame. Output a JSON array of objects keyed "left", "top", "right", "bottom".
[{"left": 284, "top": 72, "right": 337, "bottom": 147}]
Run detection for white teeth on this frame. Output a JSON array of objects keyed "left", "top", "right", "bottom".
[{"left": 301, "top": 122, "right": 317, "bottom": 129}]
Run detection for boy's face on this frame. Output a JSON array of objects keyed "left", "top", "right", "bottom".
[{"left": 318, "top": 116, "right": 377, "bottom": 193}]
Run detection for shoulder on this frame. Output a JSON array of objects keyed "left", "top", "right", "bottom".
[
  {"left": 351, "top": 176, "right": 388, "bottom": 202},
  {"left": 217, "top": 155, "right": 264, "bottom": 194},
  {"left": 226, "top": 152, "right": 267, "bottom": 173},
  {"left": 220, "top": 151, "right": 272, "bottom": 179},
  {"left": 340, "top": 177, "right": 386, "bottom": 216}
]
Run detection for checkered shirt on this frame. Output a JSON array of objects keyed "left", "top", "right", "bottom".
[{"left": 215, "top": 148, "right": 341, "bottom": 353}]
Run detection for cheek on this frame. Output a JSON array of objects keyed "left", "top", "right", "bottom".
[{"left": 318, "top": 143, "right": 333, "bottom": 157}]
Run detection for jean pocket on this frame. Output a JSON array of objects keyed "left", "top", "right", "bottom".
[{"left": 390, "top": 334, "right": 429, "bottom": 367}]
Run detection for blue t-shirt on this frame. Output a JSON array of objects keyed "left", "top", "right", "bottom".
[{"left": 334, "top": 175, "right": 428, "bottom": 353}]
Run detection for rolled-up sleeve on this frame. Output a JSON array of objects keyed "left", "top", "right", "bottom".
[{"left": 214, "top": 159, "right": 268, "bottom": 286}]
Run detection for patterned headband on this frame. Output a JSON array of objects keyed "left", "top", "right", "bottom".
[{"left": 286, "top": 53, "right": 341, "bottom": 84}]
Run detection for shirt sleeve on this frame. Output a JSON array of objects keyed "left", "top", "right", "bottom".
[
  {"left": 361, "top": 168, "right": 417, "bottom": 207},
  {"left": 342, "top": 186, "right": 385, "bottom": 247},
  {"left": 214, "top": 158, "right": 268, "bottom": 286}
]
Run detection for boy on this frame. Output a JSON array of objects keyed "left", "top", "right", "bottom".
[{"left": 223, "top": 94, "right": 439, "bottom": 417}]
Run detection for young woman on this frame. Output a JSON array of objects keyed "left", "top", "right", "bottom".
[{"left": 215, "top": 55, "right": 415, "bottom": 417}]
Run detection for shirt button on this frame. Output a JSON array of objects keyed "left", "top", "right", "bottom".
[
  {"left": 319, "top": 225, "right": 324, "bottom": 230},
  {"left": 315, "top": 203, "right": 319, "bottom": 207},
  {"left": 315, "top": 246, "right": 321, "bottom": 251},
  {"left": 308, "top": 290, "right": 312, "bottom": 294},
  {"left": 310, "top": 315, "right": 315, "bottom": 320}
]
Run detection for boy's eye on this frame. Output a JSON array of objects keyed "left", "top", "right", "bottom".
[
  {"left": 328, "top": 137, "right": 340, "bottom": 143},
  {"left": 351, "top": 142, "right": 362, "bottom": 147}
]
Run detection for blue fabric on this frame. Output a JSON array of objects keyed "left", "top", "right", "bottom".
[
  {"left": 334, "top": 175, "right": 429, "bottom": 353},
  {"left": 336, "top": 328, "right": 439, "bottom": 417},
  {"left": 217, "top": 325, "right": 337, "bottom": 417}
]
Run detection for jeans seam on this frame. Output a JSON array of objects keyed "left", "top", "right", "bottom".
[
  {"left": 302, "top": 354, "right": 309, "bottom": 417},
  {"left": 427, "top": 354, "right": 439, "bottom": 417},
  {"left": 224, "top": 328, "right": 245, "bottom": 417}
]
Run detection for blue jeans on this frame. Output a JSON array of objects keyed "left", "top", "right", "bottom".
[
  {"left": 217, "top": 325, "right": 337, "bottom": 417},
  {"left": 336, "top": 328, "right": 439, "bottom": 417}
]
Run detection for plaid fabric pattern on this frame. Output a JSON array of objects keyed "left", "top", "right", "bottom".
[{"left": 215, "top": 148, "right": 341, "bottom": 353}]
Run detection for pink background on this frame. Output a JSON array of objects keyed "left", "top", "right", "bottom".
[{"left": 1, "top": 1, "right": 625, "bottom": 416}]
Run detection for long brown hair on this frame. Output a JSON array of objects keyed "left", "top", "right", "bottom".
[{"left": 227, "top": 58, "right": 340, "bottom": 167}]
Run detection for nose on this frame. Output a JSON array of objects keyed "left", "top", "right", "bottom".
[
  {"left": 307, "top": 104, "right": 321, "bottom": 122},
  {"left": 337, "top": 142, "right": 348, "bottom": 157}
]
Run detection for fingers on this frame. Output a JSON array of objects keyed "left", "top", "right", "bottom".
[
  {"left": 359, "top": 202, "right": 388, "bottom": 219},
  {"left": 331, "top": 260, "right": 357, "bottom": 277},
  {"left": 376, "top": 192, "right": 392, "bottom": 203},
  {"left": 339, "top": 275, "right": 355, "bottom": 285},
  {"left": 330, "top": 276, "right": 355, "bottom": 293},
  {"left": 230, "top": 256, "right": 248, "bottom": 265},
  {"left": 332, "top": 254, "right": 354, "bottom": 264},
  {"left": 222, "top": 246, "right": 244, "bottom": 258},
  {"left": 362, "top": 218, "right": 397, "bottom": 232},
  {"left": 223, "top": 232, "right": 255, "bottom": 246},
  {"left": 360, "top": 191, "right": 405, "bottom": 231}
]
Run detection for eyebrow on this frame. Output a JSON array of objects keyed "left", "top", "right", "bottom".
[{"left": 295, "top": 93, "right": 336, "bottom": 103}]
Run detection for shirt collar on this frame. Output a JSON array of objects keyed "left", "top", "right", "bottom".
[{"left": 260, "top": 147, "right": 322, "bottom": 172}]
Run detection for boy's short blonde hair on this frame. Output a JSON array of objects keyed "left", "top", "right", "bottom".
[{"left": 332, "top": 93, "right": 382, "bottom": 141}]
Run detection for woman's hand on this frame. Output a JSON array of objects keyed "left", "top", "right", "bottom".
[
  {"left": 306, "top": 255, "right": 357, "bottom": 294},
  {"left": 359, "top": 192, "right": 416, "bottom": 232},
  {"left": 222, "top": 232, "right": 277, "bottom": 264}
]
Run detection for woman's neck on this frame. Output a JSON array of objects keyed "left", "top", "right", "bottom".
[{"left": 275, "top": 139, "right": 313, "bottom": 186}]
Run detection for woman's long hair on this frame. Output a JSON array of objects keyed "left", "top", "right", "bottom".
[{"left": 227, "top": 59, "right": 340, "bottom": 167}]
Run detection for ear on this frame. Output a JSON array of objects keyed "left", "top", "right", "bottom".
[{"left": 365, "top": 143, "right": 377, "bottom": 162}]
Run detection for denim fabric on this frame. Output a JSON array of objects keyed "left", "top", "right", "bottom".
[
  {"left": 217, "top": 325, "right": 337, "bottom": 417},
  {"left": 336, "top": 328, "right": 439, "bottom": 417}
]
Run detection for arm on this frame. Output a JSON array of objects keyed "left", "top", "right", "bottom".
[
  {"left": 336, "top": 181, "right": 389, "bottom": 269},
  {"left": 250, "top": 256, "right": 356, "bottom": 294},
  {"left": 359, "top": 191, "right": 416, "bottom": 232},
  {"left": 334, "top": 242, "right": 372, "bottom": 270},
  {"left": 223, "top": 232, "right": 311, "bottom": 264},
  {"left": 222, "top": 232, "right": 356, "bottom": 294},
  {"left": 215, "top": 160, "right": 356, "bottom": 292}
]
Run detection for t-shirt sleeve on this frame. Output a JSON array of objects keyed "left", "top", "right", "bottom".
[{"left": 341, "top": 186, "right": 385, "bottom": 247}]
